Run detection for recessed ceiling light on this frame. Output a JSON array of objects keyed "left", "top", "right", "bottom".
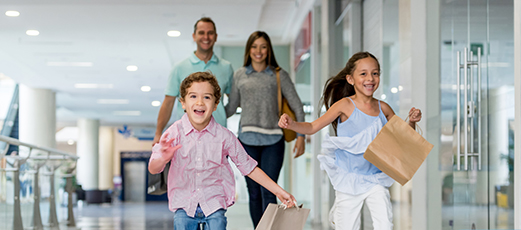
[
  {"left": 127, "top": 65, "right": 138, "bottom": 71},
  {"left": 47, "top": 62, "right": 93, "bottom": 67},
  {"left": 74, "top": 83, "right": 113, "bottom": 89},
  {"left": 113, "top": 111, "right": 141, "bottom": 116},
  {"left": 5, "top": 11, "right": 20, "bottom": 17},
  {"left": 67, "top": 140, "right": 75, "bottom": 145},
  {"left": 141, "top": 86, "right": 151, "bottom": 92},
  {"left": 167, "top": 30, "right": 181, "bottom": 37},
  {"left": 97, "top": 99, "right": 129, "bottom": 104},
  {"left": 26, "top": 30, "right": 39, "bottom": 36},
  {"left": 151, "top": 101, "right": 161, "bottom": 107}
]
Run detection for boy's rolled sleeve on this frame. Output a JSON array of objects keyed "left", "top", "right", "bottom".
[{"left": 225, "top": 132, "right": 257, "bottom": 176}]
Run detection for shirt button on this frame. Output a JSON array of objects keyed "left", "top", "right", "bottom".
[
  {"left": 197, "top": 173, "right": 200, "bottom": 176},
  {"left": 197, "top": 188, "right": 200, "bottom": 191},
  {"left": 197, "top": 158, "right": 201, "bottom": 161}
]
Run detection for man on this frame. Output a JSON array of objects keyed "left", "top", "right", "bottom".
[{"left": 154, "top": 17, "right": 233, "bottom": 144}]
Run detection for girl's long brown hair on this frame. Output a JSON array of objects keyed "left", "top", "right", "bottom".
[{"left": 319, "top": 51, "right": 380, "bottom": 132}]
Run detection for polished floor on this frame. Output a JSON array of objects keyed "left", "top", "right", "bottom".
[
  {"left": 71, "top": 201, "right": 321, "bottom": 230},
  {"left": 0, "top": 199, "right": 415, "bottom": 230}
]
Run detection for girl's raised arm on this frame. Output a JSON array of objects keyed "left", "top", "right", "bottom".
[{"left": 279, "top": 98, "right": 350, "bottom": 135}]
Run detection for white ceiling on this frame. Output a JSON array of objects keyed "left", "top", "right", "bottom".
[{"left": 0, "top": 0, "right": 311, "bottom": 127}]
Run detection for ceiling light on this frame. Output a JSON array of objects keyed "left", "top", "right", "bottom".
[
  {"left": 47, "top": 62, "right": 93, "bottom": 67},
  {"left": 141, "top": 86, "right": 151, "bottom": 92},
  {"left": 151, "top": 101, "right": 161, "bottom": 107},
  {"left": 126, "top": 65, "right": 138, "bottom": 71},
  {"left": 167, "top": 30, "right": 181, "bottom": 37},
  {"left": 300, "top": 53, "right": 311, "bottom": 61},
  {"left": 391, "top": 87, "right": 398, "bottom": 94},
  {"left": 67, "top": 140, "right": 75, "bottom": 145},
  {"left": 113, "top": 111, "right": 141, "bottom": 116},
  {"left": 5, "top": 11, "right": 20, "bottom": 17},
  {"left": 381, "top": 94, "right": 387, "bottom": 100},
  {"left": 398, "top": 85, "right": 403, "bottom": 91},
  {"left": 97, "top": 99, "right": 129, "bottom": 104},
  {"left": 26, "top": 30, "right": 39, "bottom": 36},
  {"left": 74, "top": 83, "right": 113, "bottom": 89}
]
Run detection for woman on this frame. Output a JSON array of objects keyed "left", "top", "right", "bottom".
[{"left": 225, "top": 31, "right": 306, "bottom": 227}]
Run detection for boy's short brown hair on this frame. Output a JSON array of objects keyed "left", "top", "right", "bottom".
[{"left": 179, "top": 71, "right": 221, "bottom": 104}]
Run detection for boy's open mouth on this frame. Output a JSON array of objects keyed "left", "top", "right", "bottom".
[{"left": 194, "top": 109, "right": 205, "bottom": 116}]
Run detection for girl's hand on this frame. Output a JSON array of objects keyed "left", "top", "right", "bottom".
[
  {"left": 278, "top": 113, "right": 294, "bottom": 129},
  {"left": 408, "top": 107, "right": 422, "bottom": 124},
  {"left": 276, "top": 190, "right": 297, "bottom": 208},
  {"left": 159, "top": 132, "right": 182, "bottom": 163}
]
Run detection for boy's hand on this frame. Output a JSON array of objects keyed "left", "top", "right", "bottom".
[
  {"left": 276, "top": 190, "right": 297, "bottom": 208},
  {"left": 408, "top": 107, "right": 422, "bottom": 124},
  {"left": 278, "top": 113, "right": 294, "bottom": 129},
  {"left": 159, "top": 132, "right": 182, "bottom": 163}
]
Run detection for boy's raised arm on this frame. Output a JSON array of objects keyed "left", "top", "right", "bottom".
[
  {"left": 247, "top": 167, "right": 297, "bottom": 208},
  {"left": 148, "top": 133, "right": 181, "bottom": 174}
]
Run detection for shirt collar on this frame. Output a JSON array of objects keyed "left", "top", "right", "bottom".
[
  {"left": 245, "top": 65, "right": 274, "bottom": 75},
  {"left": 180, "top": 114, "right": 217, "bottom": 136},
  {"left": 189, "top": 52, "right": 219, "bottom": 64}
]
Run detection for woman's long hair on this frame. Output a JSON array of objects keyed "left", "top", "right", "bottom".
[
  {"left": 319, "top": 51, "right": 380, "bottom": 131},
  {"left": 243, "top": 31, "right": 279, "bottom": 68}
]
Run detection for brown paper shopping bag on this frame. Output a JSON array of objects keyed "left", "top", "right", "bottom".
[
  {"left": 364, "top": 115, "right": 434, "bottom": 185},
  {"left": 255, "top": 203, "right": 310, "bottom": 230}
]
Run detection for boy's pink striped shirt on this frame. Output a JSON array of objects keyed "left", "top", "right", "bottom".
[{"left": 150, "top": 114, "right": 257, "bottom": 217}]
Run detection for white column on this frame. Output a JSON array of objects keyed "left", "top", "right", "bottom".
[
  {"left": 76, "top": 118, "right": 99, "bottom": 190},
  {"left": 18, "top": 85, "right": 56, "bottom": 150},
  {"left": 408, "top": 0, "right": 442, "bottom": 229},
  {"left": 514, "top": 1, "right": 521, "bottom": 228},
  {"left": 98, "top": 127, "right": 114, "bottom": 190}
]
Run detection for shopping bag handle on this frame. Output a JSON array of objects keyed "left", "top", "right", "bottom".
[
  {"left": 404, "top": 116, "right": 423, "bottom": 136},
  {"left": 280, "top": 201, "right": 303, "bottom": 211}
]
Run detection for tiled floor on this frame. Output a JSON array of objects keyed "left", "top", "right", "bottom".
[{"left": 69, "top": 201, "right": 323, "bottom": 230}]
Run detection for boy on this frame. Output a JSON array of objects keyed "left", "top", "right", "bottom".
[{"left": 148, "top": 71, "right": 296, "bottom": 229}]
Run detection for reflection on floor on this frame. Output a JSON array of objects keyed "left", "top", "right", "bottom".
[
  {"left": 0, "top": 199, "right": 412, "bottom": 229},
  {"left": 63, "top": 200, "right": 411, "bottom": 230},
  {"left": 70, "top": 201, "right": 321, "bottom": 230}
]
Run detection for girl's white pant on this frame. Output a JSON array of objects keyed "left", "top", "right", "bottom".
[{"left": 330, "top": 185, "right": 393, "bottom": 230}]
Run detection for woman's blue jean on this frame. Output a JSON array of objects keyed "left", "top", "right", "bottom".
[
  {"left": 241, "top": 138, "right": 285, "bottom": 228},
  {"left": 173, "top": 206, "right": 227, "bottom": 230}
]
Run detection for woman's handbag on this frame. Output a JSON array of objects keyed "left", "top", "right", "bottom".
[
  {"left": 276, "top": 68, "right": 297, "bottom": 142},
  {"left": 147, "top": 162, "right": 170, "bottom": 195}
]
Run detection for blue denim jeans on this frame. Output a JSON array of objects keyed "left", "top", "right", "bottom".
[
  {"left": 173, "top": 206, "right": 227, "bottom": 230},
  {"left": 241, "top": 138, "right": 285, "bottom": 228}
]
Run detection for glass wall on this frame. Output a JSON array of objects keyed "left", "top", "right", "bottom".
[{"left": 439, "top": 0, "right": 515, "bottom": 229}]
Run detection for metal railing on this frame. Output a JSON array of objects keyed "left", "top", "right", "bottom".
[{"left": 0, "top": 135, "right": 78, "bottom": 230}]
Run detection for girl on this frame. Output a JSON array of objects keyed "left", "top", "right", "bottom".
[
  {"left": 225, "top": 31, "right": 306, "bottom": 227},
  {"left": 278, "top": 52, "right": 422, "bottom": 229}
]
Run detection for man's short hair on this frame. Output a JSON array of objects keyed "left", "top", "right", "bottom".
[
  {"left": 194, "top": 17, "right": 216, "bottom": 33},
  {"left": 179, "top": 71, "right": 221, "bottom": 104}
]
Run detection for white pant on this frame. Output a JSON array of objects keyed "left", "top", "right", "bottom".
[{"left": 330, "top": 185, "right": 393, "bottom": 230}]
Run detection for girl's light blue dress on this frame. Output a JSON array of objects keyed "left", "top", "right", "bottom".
[{"left": 317, "top": 98, "right": 395, "bottom": 195}]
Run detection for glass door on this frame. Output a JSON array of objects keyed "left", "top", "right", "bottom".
[{"left": 440, "top": 0, "right": 514, "bottom": 229}]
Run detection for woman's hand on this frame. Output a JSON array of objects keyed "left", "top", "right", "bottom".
[
  {"left": 159, "top": 132, "right": 182, "bottom": 163},
  {"left": 278, "top": 113, "right": 295, "bottom": 129},
  {"left": 293, "top": 136, "right": 305, "bottom": 158}
]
